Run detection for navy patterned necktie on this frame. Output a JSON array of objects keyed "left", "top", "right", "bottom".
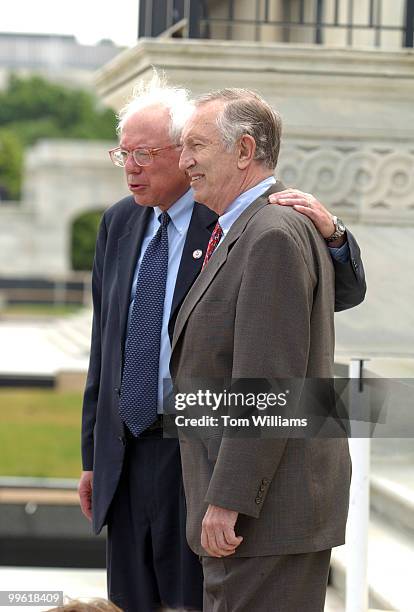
[{"left": 119, "top": 211, "right": 170, "bottom": 436}]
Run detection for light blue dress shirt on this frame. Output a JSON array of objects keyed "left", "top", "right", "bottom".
[
  {"left": 127, "top": 188, "right": 194, "bottom": 412},
  {"left": 328, "top": 241, "right": 349, "bottom": 263},
  {"left": 218, "top": 176, "right": 277, "bottom": 243},
  {"left": 216, "top": 176, "right": 349, "bottom": 262}
]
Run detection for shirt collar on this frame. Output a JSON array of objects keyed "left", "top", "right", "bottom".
[
  {"left": 153, "top": 188, "right": 194, "bottom": 235},
  {"left": 219, "top": 176, "right": 276, "bottom": 236}
]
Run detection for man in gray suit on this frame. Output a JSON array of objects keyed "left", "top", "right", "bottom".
[{"left": 171, "top": 89, "right": 352, "bottom": 612}]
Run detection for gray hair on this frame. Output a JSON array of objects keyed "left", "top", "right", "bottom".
[
  {"left": 117, "top": 70, "right": 194, "bottom": 142},
  {"left": 195, "top": 88, "right": 282, "bottom": 170}
]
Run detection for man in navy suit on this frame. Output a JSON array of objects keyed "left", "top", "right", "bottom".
[{"left": 78, "top": 76, "right": 366, "bottom": 612}]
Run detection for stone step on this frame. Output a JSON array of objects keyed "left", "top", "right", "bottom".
[
  {"left": 325, "top": 586, "right": 345, "bottom": 611},
  {"left": 46, "top": 326, "right": 88, "bottom": 356},
  {"left": 67, "top": 311, "right": 93, "bottom": 333},
  {"left": 0, "top": 567, "right": 344, "bottom": 612},
  {"left": 330, "top": 515, "right": 413, "bottom": 611},
  {"left": 370, "top": 470, "right": 414, "bottom": 537},
  {"left": 46, "top": 311, "right": 92, "bottom": 356}
]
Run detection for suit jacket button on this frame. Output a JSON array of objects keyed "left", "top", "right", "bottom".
[{"left": 255, "top": 497, "right": 262, "bottom": 504}]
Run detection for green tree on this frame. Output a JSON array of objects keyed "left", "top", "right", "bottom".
[
  {"left": 0, "top": 74, "right": 117, "bottom": 200},
  {"left": 0, "top": 74, "right": 117, "bottom": 142},
  {"left": 0, "top": 129, "right": 23, "bottom": 200},
  {"left": 71, "top": 210, "right": 104, "bottom": 271}
]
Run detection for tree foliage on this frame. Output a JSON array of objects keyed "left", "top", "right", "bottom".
[
  {"left": 0, "top": 74, "right": 117, "bottom": 143},
  {"left": 71, "top": 210, "right": 105, "bottom": 271},
  {"left": 0, "top": 74, "right": 117, "bottom": 200},
  {"left": 0, "top": 128, "right": 23, "bottom": 200}
]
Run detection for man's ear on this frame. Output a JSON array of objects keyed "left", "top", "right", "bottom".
[{"left": 237, "top": 135, "right": 256, "bottom": 170}]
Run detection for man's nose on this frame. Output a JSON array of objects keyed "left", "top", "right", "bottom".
[
  {"left": 179, "top": 147, "right": 194, "bottom": 171},
  {"left": 125, "top": 153, "right": 142, "bottom": 172}
]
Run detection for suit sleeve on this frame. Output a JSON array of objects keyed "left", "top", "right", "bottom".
[
  {"left": 205, "top": 228, "right": 314, "bottom": 517},
  {"left": 333, "top": 229, "right": 366, "bottom": 312},
  {"left": 81, "top": 214, "right": 107, "bottom": 471}
]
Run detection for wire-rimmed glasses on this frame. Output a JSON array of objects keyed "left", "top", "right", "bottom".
[{"left": 109, "top": 144, "right": 181, "bottom": 167}]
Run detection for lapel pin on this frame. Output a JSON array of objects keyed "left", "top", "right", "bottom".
[{"left": 193, "top": 249, "right": 203, "bottom": 260}]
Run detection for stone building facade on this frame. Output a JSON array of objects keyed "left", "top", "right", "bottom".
[
  {"left": 0, "top": 140, "right": 125, "bottom": 275},
  {"left": 0, "top": 32, "right": 123, "bottom": 89},
  {"left": 94, "top": 2, "right": 414, "bottom": 360}
]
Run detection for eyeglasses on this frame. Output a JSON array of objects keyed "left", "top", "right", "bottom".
[{"left": 109, "top": 144, "right": 181, "bottom": 167}]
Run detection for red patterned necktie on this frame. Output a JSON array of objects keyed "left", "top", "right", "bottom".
[{"left": 202, "top": 221, "right": 223, "bottom": 270}]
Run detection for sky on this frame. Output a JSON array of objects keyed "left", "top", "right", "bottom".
[{"left": 1, "top": 0, "right": 140, "bottom": 47}]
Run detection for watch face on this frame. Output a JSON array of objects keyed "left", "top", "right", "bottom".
[{"left": 336, "top": 218, "right": 346, "bottom": 233}]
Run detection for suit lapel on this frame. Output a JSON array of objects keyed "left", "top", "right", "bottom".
[
  {"left": 171, "top": 181, "right": 286, "bottom": 352},
  {"left": 117, "top": 205, "right": 152, "bottom": 349}
]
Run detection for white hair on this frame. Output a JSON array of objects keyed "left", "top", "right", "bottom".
[{"left": 116, "top": 70, "right": 194, "bottom": 142}]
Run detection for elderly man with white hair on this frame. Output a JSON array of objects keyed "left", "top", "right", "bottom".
[{"left": 78, "top": 75, "right": 365, "bottom": 612}]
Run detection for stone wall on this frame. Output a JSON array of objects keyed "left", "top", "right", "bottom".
[
  {"left": 279, "top": 135, "right": 414, "bottom": 226},
  {"left": 0, "top": 140, "right": 126, "bottom": 275}
]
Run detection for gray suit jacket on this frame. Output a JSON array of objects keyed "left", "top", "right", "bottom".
[{"left": 170, "top": 183, "right": 351, "bottom": 557}]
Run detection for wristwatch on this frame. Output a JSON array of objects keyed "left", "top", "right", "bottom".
[{"left": 326, "top": 216, "right": 346, "bottom": 242}]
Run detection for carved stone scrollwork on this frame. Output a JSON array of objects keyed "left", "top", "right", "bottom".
[{"left": 278, "top": 144, "right": 414, "bottom": 223}]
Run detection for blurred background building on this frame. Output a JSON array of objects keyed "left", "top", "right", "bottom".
[
  {"left": 0, "top": 32, "right": 122, "bottom": 89},
  {"left": 0, "top": 33, "right": 125, "bottom": 307},
  {"left": 97, "top": 0, "right": 414, "bottom": 362}
]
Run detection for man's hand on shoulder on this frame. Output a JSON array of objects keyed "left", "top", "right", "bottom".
[
  {"left": 269, "top": 188, "right": 346, "bottom": 247},
  {"left": 78, "top": 470, "right": 93, "bottom": 521},
  {"left": 201, "top": 504, "right": 243, "bottom": 558}
]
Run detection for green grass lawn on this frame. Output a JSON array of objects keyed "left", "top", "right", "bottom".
[{"left": 0, "top": 389, "right": 83, "bottom": 478}]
